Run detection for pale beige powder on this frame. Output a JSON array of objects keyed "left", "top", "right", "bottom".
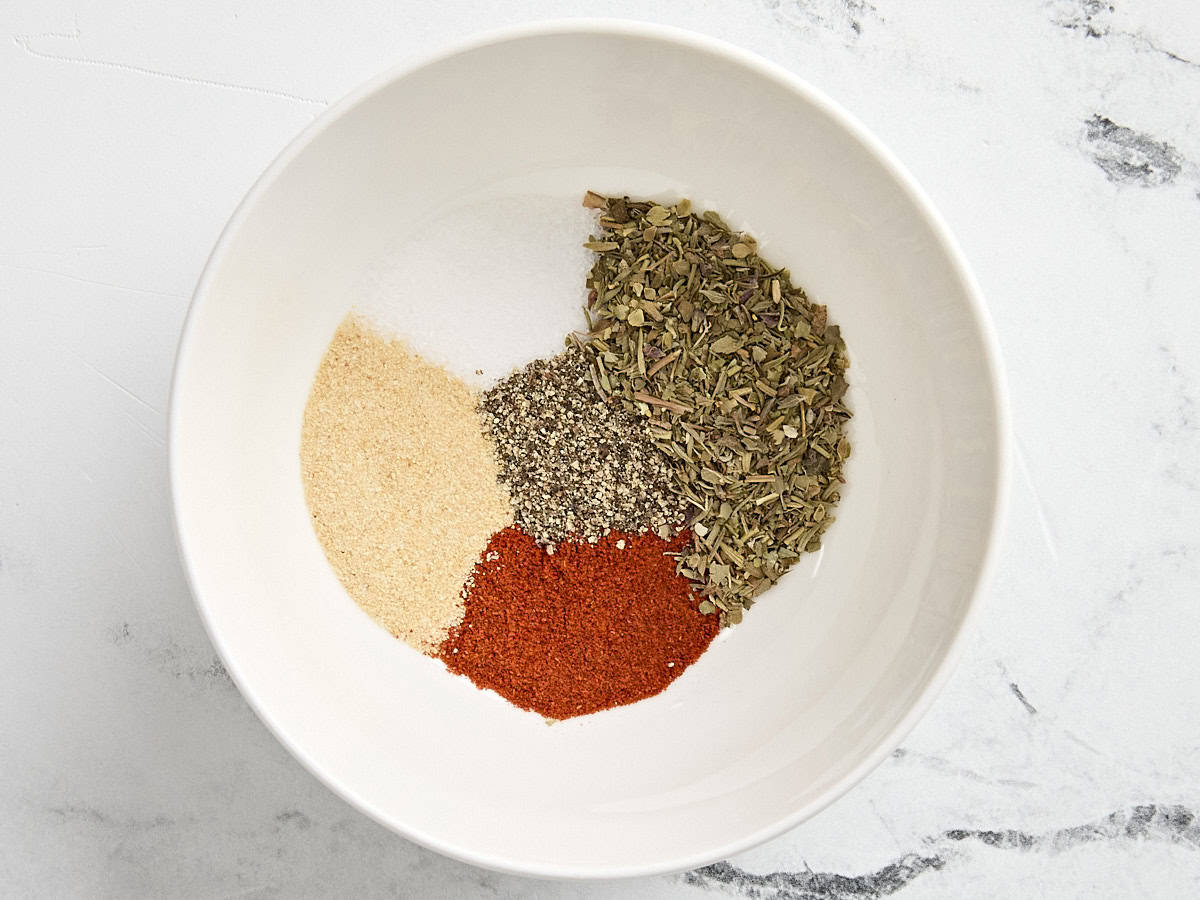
[{"left": 300, "top": 315, "right": 513, "bottom": 653}]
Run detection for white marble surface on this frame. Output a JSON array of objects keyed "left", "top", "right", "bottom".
[{"left": 3, "top": 1, "right": 1199, "bottom": 896}]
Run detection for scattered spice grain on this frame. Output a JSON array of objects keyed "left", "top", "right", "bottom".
[{"left": 301, "top": 316, "right": 513, "bottom": 653}]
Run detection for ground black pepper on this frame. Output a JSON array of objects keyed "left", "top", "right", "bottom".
[{"left": 479, "top": 347, "right": 686, "bottom": 546}]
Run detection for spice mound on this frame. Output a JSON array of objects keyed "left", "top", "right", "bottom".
[
  {"left": 299, "top": 192, "right": 852, "bottom": 720},
  {"left": 479, "top": 346, "right": 687, "bottom": 546},
  {"left": 300, "top": 316, "right": 513, "bottom": 653},
  {"left": 439, "top": 528, "right": 719, "bottom": 719},
  {"left": 577, "top": 193, "right": 852, "bottom": 623}
]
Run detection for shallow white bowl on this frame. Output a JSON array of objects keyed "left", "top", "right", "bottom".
[{"left": 170, "top": 21, "right": 1008, "bottom": 879}]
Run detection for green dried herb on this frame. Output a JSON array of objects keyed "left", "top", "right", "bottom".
[{"left": 574, "top": 193, "right": 853, "bottom": 623}]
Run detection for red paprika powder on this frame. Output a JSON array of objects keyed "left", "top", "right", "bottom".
[{"left": 438, "top": 527, "right": 718, "bottom": 719}]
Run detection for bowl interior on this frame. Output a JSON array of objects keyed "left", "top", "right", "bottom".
[{"left": 171, "top": 25, "right": 1004, "bottom": 877}]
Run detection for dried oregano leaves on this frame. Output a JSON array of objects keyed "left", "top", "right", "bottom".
[{"left": 575, "top": 194, "right": 852, "bottom": 623}]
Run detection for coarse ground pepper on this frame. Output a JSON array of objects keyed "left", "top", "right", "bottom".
[
  {"left": 438, "top": 527, "right": 718, "bottom": 719},
  {"left": 479, "top": 347, "right": 687, "bottom": 546}
]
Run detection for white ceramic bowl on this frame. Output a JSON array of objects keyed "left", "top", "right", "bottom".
[{"left": 170, "top": 21, "right": 1008, "bottom": 878}]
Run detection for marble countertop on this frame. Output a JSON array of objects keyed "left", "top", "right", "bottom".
[{"left": 3, "top": 1, "right": 1199, "bottom": 896}]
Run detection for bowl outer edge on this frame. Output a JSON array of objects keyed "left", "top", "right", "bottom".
[{"left": 167, "top": 17, "right": 1014, "bottom": 880}]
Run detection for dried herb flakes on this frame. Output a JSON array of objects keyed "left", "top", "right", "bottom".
[{"left": 576, "top": 194, "right": 852, "bottom": 622}]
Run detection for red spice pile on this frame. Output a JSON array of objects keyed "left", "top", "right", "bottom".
[{"left": 438, "top": 527, "right": 719, "bottom": 719}]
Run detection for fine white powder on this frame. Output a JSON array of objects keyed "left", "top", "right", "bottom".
[{"left": 354, "top": 194, "right": 597, "bottom": 387}]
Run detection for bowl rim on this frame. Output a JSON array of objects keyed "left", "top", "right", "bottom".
[{"left": 168, "top": 18, "right": 1012, "bottom": 880}]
